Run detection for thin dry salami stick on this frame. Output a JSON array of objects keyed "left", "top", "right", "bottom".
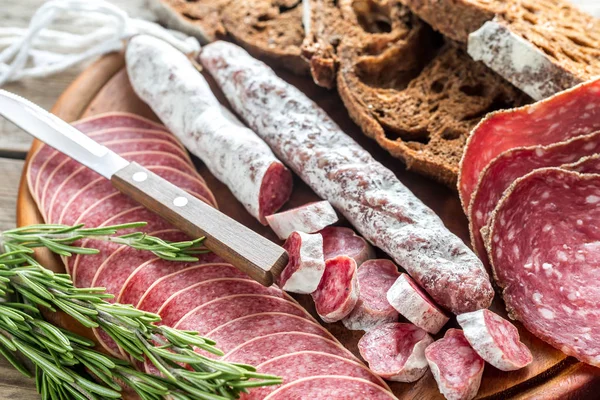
[
  {"left": 200, "top": 41, "right": 493, "bottom": 314},
  {"left": 126, "top": 35, "right": 292, "bottom": 224}
]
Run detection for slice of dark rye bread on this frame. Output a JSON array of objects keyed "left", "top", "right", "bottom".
[
  {"left": 303, "top": 0, "right": 529, "bottom": 187},
  {"left": 150, "top": 0, "right": 308, "bottom": 74},
  {"left": 398, "top": 0, "right": 600, "bottom": 99}
]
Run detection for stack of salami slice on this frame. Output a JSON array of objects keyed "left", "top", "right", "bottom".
[
  {"left": 26, "top": 113, "right": 395, "bottom": 399},
  {"left": 459, "top": 78, "right": 600, "bottom": 367}
]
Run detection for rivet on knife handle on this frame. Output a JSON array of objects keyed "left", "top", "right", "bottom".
[{"left": 112, "top": 162, "right": 288, "bottom": 286}]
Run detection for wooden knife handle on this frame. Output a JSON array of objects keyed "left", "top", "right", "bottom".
[{"left": 111, "top": 162, "right": 288, "bottom": 286}]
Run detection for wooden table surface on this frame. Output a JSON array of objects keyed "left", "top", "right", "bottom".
[{"left": 0, "top": 0, "right": 597, "bottom": 398}]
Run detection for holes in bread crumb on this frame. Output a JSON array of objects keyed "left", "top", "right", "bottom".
[
  {"left": 459, "top": 83, "right": 485, "bottom": 97},
  {"left": 353, "top": 0, "right": 393, "bottom": 34},
  {"left": 461, "top": 95, "right": 513, "bottom": 121},
  {"left": 384, "top": 127, "right": 431, "bottom": 145},
  {"left": 430, "top": 79, "right": 446, "bottom": 94},
  {"left": 278, "top": 0, "right": 301, "bottom": 13},
  {"left": 567, "top": 35, "right": 596, "bottom": 49},
  {"left": 257, "top": 14, "right": 272, "bottom": 22},
  {"left": 441, "top": 128, "right": 461, "bottom": 141},
  {"left": 182, "top": 12, "right": 201, "bottom": 21}
]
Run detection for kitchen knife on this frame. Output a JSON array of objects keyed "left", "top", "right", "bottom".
[{"left": 0, "top": 89, "right": 288, "bottom": 286}]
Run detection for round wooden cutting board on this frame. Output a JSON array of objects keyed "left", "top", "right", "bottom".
[{"left": 16, "top": 51, "right": 600, "bottom": 399}]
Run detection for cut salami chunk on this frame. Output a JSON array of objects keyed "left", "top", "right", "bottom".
[
  {"left": 175, "top": 295, "right": 310, "bottom": 335},
  {"left": 72, "top": 112, "right": 168, "bottom": 133},
  {"left": 199, "top": 312, "right": 335, "bottom": 355},
  {"left": 459, "top": 78, "right": 600, "bottom": 213},
  {"left": 246, "top": 351, "right": 388, "bottom": 400},
  {"left": 387, "top": 273, "right": 449, "bottom": 334},
  {"left": 223, "top": 332, "right": 358, "bottom": 366},
  {"left": 311, "top": 256, "right": 359, "bottom": 323},
  {"left": 263, "top": 376, "right": 396, "bottom": 400},
  {"left": 358, "top": 322, "right": 433, "bottom": 382},
  {"left": 266, "top": 201, "right": 338, "bottom": 240},
  {"left": 457, "top": 309, "right": 532, "bottom": 371},
  {"left": 488, "top": 168, "right": 600, "bottom": 366},
  {"left": 343, "top": 259, "right": 400, "bottom": 331},
  {"left": 565, "top": 154, "right": 600, "bottom": 174},
  {"left": 320, "top": 226, "right": 375, "bottom": 266},
  {"left": 469, "top": 130, "right": 600, "bottom": 263},
  {"left": 201, "top": 41, "right": 493, "bottom": 314},
  {"left": 158, "top": 278, "right": 285, "bottom": 327},
  {"left": 126, "top": 35, "right": 292, "bottom": 224},
  {"left": 425, "top": 329, "right": 485, "bottom": 400},
  {"left": 278, "top": 231, "right": 325, "bottom": 294}
]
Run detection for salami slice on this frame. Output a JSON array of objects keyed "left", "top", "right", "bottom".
[
  {"left": 278, "top": 231, "right": 325, "bottom": 294},
  {"left": 72, "top": 112, "right": 168, "bottom": 133},
  {"left": 311, "top": 255, "right": 359, "bottom": 323},
  {"left": 387, "top": 273, "right": 449, "bottom": 334},
  {"left": 425, "top": 329, "right": 485, "bottom": 400},
  {"left": 223, "top": 332, "right": 358, "bottom": 366},
  {"left": 459, "top": 78, "right": 600, "bottom": 213},
  {"left": 126, "top": 35, "right": 292, "bottom": 224},
  {"left": 246, "top": 351, "right": 388, "bottom": 400},
  {"left": 342, "top": 259, "right": 400, "bottom": 331},
  {"left": 201, "top": 41, "right": 493, "bottom": 314},
  {"left": 266, "top": 201, "right": 339, "bottom": 240},
  {"left": 358, "top": 322, "right": 433, "bottom": 382},
  {"left": 488, "top": 168, "right": 600, "bottom": 366},
  {"left": 320, "top": 226, "right": 375, "bottom": 266},
  {"left": 469, "top": 130, "right": 600, "bottom": 262},
  {"left": 457, "top": 309, "right": 532, "bottom": 371},
  {"left": 175, "top": 295, "right": 310, "bottom": 335},
  {"left": 157, "top": 278, "right": 285, "bottom": 327},
  {"left": 263, "top": 376, "right": 397, "bottom": 400},
  {"left": 200, "top": 312, "right": 335, "bottom": 354},
  {"left": 565, "top": 154, "right": 600, "bottom": 175}
]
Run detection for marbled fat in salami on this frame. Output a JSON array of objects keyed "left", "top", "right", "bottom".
[
  {"left": 279, "top": 231, "right": 325, "bottom": 294},
  {"left": 201, "top": 41, "right": 493, "bottom": 314},
  {"left": 488, "top": 168, "right": 600, "bottom": 366},
  {"left": 266, "top": 201, "right": 339, "bottom": 240},
  {"left": 459, "top": 78, "right": 600, "bottom": 213},
  {"left": 320, "top": 226, "right": 375, "bottom": 266}
]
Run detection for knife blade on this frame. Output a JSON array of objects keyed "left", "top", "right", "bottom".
[{"left": 0, "top": 89, "right": 288, "bottom": 286}]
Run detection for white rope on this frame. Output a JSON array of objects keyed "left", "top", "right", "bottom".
[{"left": 0, "top": 0, "right": 200, "bottom": 86}]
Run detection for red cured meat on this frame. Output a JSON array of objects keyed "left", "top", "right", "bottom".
[
  {"left": 358, "top": 322, "right": 433, "bottom": 382},
  {"left": 320, "top": 226, "right": 375, "bottom": 266},
  {"left": 459, "top": 78, "right": 600, "bottom": 213},
  {"left": 425, "top": 329, "right": 485, "bottom": 400},
  {"left": 158, "top": 278, "right": 285, "bottom": 327},
  {"left": 200, "top": 312, "right": 334, "bottom": 354},
  {"left": 175, "top": 294, "right": 310, "bottom": 335},
  {"left": 469, "top": 131, "right": 600, "bottom": 263},
  {"left": 201, "top": 41, "right": 493, "bottom": 314},
  {"left": 457, "top": 309, "right": 532, "bottom": 371},
  {"left": 72, "top": 112, "right": 167, "bottom": 133},
  {"left": 223, "top": 332, "right": 358, "bottom": 365},
  {"left": 566, "top": 154, "right": 600, "bottom": 174},
  {"left": 246, "top": 351, "right": 388, "bottom": 400},
  {"left": 136, "top": 262, "right": 245, "bottom": 312},
  {"left": 258, "top": 162, "right": 293, "bottom": 225},
  {"left": 387, "top": 273, "right": 449, "bottom": 334},
  {"left": 488, "top": 168, "right": 600, "bottom": 366},
  {"left": 266, "top": 201, "right": 338, "bottom": 240},
  {"left": 343, "top": 259, "right": 400, "bottom": 331},
  {"left": 278, "top": 231, "right": 325, "bottom": 294},
  {"left": 263, "top": 376, "right": 396, "bottom": 400},
  {"left": 311, "top": 256, "right": 359, "bottom": 323}
]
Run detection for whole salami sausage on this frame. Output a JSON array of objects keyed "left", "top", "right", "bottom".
[
  {"left": 200, "top": 41, "right": 493, "bottom": 314},
  {"left": 126, "top": 35, "right": 292, "bottom": 224}
]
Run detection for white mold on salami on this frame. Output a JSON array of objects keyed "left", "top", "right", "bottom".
[
  {"left": 320, "top": 226, "right": 375, "bottom": 266},
  {"left": 266, "top": 200, "right": 338, "bottom": 240},
  {"left": 358, "top": 322, "right": 433, "bottom": 382},
  {"left": 457, "top": 309, "right": 532, "bottom": 371},
  {"left": 387, "top": 273, "right": 449, "bottom": 334},
  {"left": 201, "top": 41, "right": 493, "bottom": 314},
  {"left": 342, "top": 259, "right": 400, "bottom": 331},
  {"left": 126, "top": 35, "right": 292, "bottom": 224},
  {"left": 311, "top": 255, "right": 359, "bottom": 323},
  {"left": 425, "top": 329, "right": 485, "bottom": 400},
  {"left": 263, "top": 376, "right": 397, "bottom": 400},
  {"left": 279, "top": 231, "right": 325, "bottom": 294}
]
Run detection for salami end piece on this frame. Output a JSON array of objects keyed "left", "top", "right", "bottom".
[
  {"left": 321, "top": 226, "right": 375, "bottom": 266},
  {"left": 279, "top": 231, "right": 325, "bottom": 294},
  {"left": 358, "top": 322, "right": 433, "bottom": 382},
  {"left": 387, "top": 273, "right": 449, "bottom": 334},
  {"left": 311, "top": 256, "right": 359, "bottom": 323},
  {"left": 266, "top": 200, "right": 339, "bottom": 240},
  {"left": 425, "top": 329, "right": 485, "bottom": 400},
  {"left": 263, "top": 376, "right": 396, "bottom": 400},
  {"left": 457, "top": 309, "right": 532, "bottom": 371},
  {"left": 343, "top": 259, "right": 400, "bottom": 331}
]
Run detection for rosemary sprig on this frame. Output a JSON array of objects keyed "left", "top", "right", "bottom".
[{"left": 0, "top": 223, "right": 282, "bottom": 399}]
